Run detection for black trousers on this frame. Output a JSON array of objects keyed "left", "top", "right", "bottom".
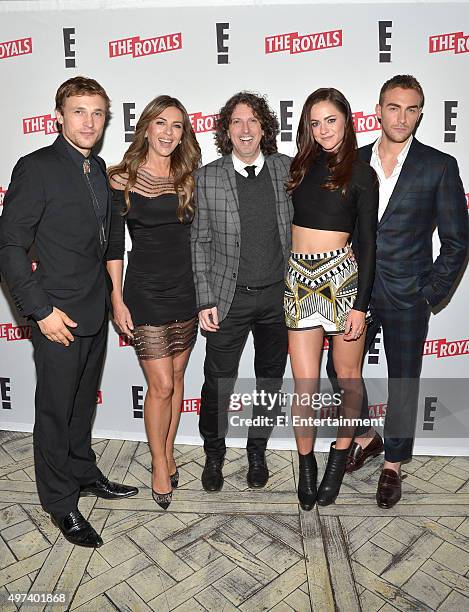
[
  {"left": 200, "top": 281, "right": 288, "bottom": 460},
  {"left": 327, "top": 278, "right": 430, "bottom": 463},
  {"left": 31, "top": 320, "right": 107, "bottom": 517}
]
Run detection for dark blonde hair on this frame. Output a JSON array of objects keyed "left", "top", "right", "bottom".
[
  {"left": 55, "top": 76, "right": 110, "bottom": 114},
  {"left": 287, "top": 88, "right": 357, "bottom": 195},
  {"left": 108, "top": 95, "right": 201, "bottom": 222}
]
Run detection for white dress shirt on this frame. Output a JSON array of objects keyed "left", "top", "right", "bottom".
[
  {"left": 370, "top": 135, "right": 413, "bottom": 221},
  {"left": 232, "top": 151, "right": 265, "bottom": 177}
]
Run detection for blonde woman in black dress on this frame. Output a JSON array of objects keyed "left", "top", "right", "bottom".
[{"left": 107, "top": 96, "right": 201, "bottom": 508}]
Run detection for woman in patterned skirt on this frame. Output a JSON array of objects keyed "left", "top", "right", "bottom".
[
  {"left": 106, "top": 96, "right": 201, "bottom": 509},
  {"left": 284, "top": 88, "right": 378, "bottom": 509}
]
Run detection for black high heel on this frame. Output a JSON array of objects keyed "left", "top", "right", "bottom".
[
  {"left": 317, "top": 442, "right": 349, "bottom": 506},
  {"left": 152, "top": 488, "right": 172, "bottom": 510},
  {"left": 170, "top": 467, "right": 179, "bottom": 489},
  {"left": 297, "top": 450, "right": 318, "bottom": 511}
]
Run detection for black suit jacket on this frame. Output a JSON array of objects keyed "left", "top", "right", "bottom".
[
  {"left": 357, "top": 138, "right": 468, "bottom": 309},
  {"left": 0, "top": 136, "right": 112, "bottom": 335}
]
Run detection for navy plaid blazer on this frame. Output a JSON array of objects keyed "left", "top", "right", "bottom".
[
  {"left": 191, "top": 153, "right": 292, "bottom": 322},
  {"left": 359, "top": 138, "right": 468, "bottom": 309}
]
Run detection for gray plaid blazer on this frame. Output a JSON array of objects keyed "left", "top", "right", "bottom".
[{"left": 191, "top": 153, "right": 292, "bottom": 322}]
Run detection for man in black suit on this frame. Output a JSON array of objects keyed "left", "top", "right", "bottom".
[
  {"left": 328, "top": 75, "right": 468, "bottom": 508},
  {"left": 0, "top": 77, "right": 137, "bottom": 547}
]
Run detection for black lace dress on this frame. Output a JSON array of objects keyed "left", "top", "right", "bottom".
[{"left": 107, "top": 169, "right": 197, "bottom": 359}]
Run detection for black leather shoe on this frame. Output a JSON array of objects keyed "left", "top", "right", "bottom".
[
  {"left": 247, "top": 453, "right": 269, "bottom": 488},
  {"left": 297, "top": 450, "right": 317, "bottom": 510},
  {"left": 51, "top": 510, "right": 103, "bottom": 548},
  {"left": 376, "top": 469, "right": 402, "bottom": 509},
  {"left": 201, "top": 458, "right": 224, "bottom": 492},
  {"left": 81, "top": 475, "right": 138, "bottom": 499},
  {"left": 317, "top": 443, "right": 349, "bottom": 506}
]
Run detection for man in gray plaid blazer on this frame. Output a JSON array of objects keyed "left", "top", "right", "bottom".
[{"left": 191, "top": 92, "right": 292, "bottom": 491}]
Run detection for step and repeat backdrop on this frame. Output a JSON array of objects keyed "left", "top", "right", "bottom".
[{"left": 0, "top": 1, "right": 468, "bottom": 453}]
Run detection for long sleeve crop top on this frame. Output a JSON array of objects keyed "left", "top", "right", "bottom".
[{"left": 292, "top": 153, "right": 379, "bottom": 312}]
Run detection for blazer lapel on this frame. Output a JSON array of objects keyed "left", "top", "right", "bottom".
[
  {"left": 222, "top": 155, "right": 241, "bottom": 234},
  {"left": 379, "top": 139, "right": 424, "bottom": 227}
]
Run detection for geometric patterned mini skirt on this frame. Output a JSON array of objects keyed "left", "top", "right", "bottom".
[
  {"left": 284, "top": 247, "right": 371, "bottom": 334},
  {"left": 132, "top": 317, "right": 198, "bottom": 360}
]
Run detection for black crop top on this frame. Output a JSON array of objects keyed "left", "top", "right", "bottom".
[{"left": 292, "top": 152, "right": 379, "bottom": 312}]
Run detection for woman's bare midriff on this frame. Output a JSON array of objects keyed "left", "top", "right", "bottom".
[{"left": 291, "top": 224, "right": 350, "bottom": 253}]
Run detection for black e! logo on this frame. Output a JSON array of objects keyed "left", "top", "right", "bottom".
[
  {"left": 280, "top": 101, "right": 293, "bottom": 142},
  {"left": 368, "top": 328, "right": 382, "bottom": 365},
  {"left": 63, "top": 28, "right": 76, "bottom": 68},
  {"left": 132, "top": 385, "right": 144, "bottom": 418},
  {"left": 378, "top": 21, "right": 392, "bottom": 63},
  {"left": 1, "top": 377, "right": 11, "bottom": 410},
  {"left": 423, "top": 396, "right": 438, "bottom": 430},
  {"left": 216, "top": 23, "right": 229, "bottom": 64},
  {"left": 123, "top": 103, "right": 136, "bottom": 143},
  {"left": 444, "top": 101, "right": 458, "bottom": 142}
]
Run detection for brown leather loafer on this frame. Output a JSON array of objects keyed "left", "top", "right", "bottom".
[
  {"left": 346, "top": 432, "right": 384, "bottom": 473},
  {"left": 376, "top": 468, "right": 402, "bottom": 509}
]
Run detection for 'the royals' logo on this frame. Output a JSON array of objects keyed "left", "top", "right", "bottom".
[
  {"left": 23, "top": 114, "right": 58, "bottom": 135},
  {"left": 109, "top": 33, "right": 182, "bottom": 58},
  {"left": 352, "top": 111, "right": 380, "bottom": 134},
  {"left": 0, "top": 323, "right": 32, "bottom": 341},
  {"left": 424, "top": 338, "right": 469, "bottom": 358},
  {"left": 265, "top": 29, "right": 342, "bottom": 54},
  {"left": 189, "top": 112, "right": 219, "bottom": 133},
  {"left": 429, "top": 31, "right": 469, "bottom": 54},
  {"left": 0, "top": 37, "right": 32, "bottom": 59}
]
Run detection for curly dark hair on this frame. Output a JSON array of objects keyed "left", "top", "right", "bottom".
[{"left": 215, "top": 91, "right": 279, "bottom": 156}]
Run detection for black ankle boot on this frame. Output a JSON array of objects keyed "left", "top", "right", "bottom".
[
  {"left": 297, "top": 451, "right": 318, "bottom": 511},
  {"left": 317, "top": 443, "right": 349, "bottom": 506}
]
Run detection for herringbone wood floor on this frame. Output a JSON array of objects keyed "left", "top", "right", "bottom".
[{"left": 1, "top": 430, "right": 469, "bottom": 611}]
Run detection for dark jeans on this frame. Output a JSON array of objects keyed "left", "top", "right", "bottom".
[
  {"left": 31, "top": 321, "right": 107, "bottom": 517},
  {"left": 200, "top": 281, "right": 288, "bottom": 460},
  {"left": 327, "top": 279, "right": 430, "bottom": 463}
]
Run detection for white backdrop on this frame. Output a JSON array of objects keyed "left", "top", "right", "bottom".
[{"left": 0, "top": 0, "right": 468, "bottom": 454}]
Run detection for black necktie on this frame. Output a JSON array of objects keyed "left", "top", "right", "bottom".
[
  {"left": 244, "top": 165, "right": 257, "bottom": 179},
  {"left": 83, "top": 158, "right": 106, "bottom": 248}
]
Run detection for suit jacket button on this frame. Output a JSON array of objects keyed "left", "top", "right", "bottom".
[{"left": 232, "top": 273, "right": 237, "bottom": 279}]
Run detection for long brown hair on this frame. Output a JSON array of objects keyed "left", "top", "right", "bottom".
[
  {"left": 108, "top": 95, "right": 201, "bottom": 222},
  {"left": 287, "top": 88, "right": 357, "bottom": 195}
]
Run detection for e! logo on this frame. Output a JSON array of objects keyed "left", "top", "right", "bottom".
[
  {"left": 368, "top": 328, "right": 382, "bottom": 365},
  {"left": 280, "top": 101, "right": 293, "bottom": 142},
  {"left": 444, "top": 101, "right": 458, "bottom": 143},
  {"left": 1, "top": 377, "right": 11, "bottom": 410},
  {"left": 132, "top": 385, "right": 144, "bottom": 418},
  {"left": 378, "top": 21, "right": 392, "bottom": 63},
  {"left": 123, "top": 103, "right": 136, "bottom": 143},
  {"left": 423, "top": 396, "right": 437, "bottom": 430},
  {"left": 216, "top": 23, "right": 229, "bottom": 64},
  {"left": 63, "top": 28, "right": 76, "bottom": 68}
]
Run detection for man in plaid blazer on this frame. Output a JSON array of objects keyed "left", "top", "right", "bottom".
[
  {"left": 328, "top": 75, "right": 468, "bottom": 509},
  {"left": 191, "top": 92, "right": 292, "bottom": 491}
]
